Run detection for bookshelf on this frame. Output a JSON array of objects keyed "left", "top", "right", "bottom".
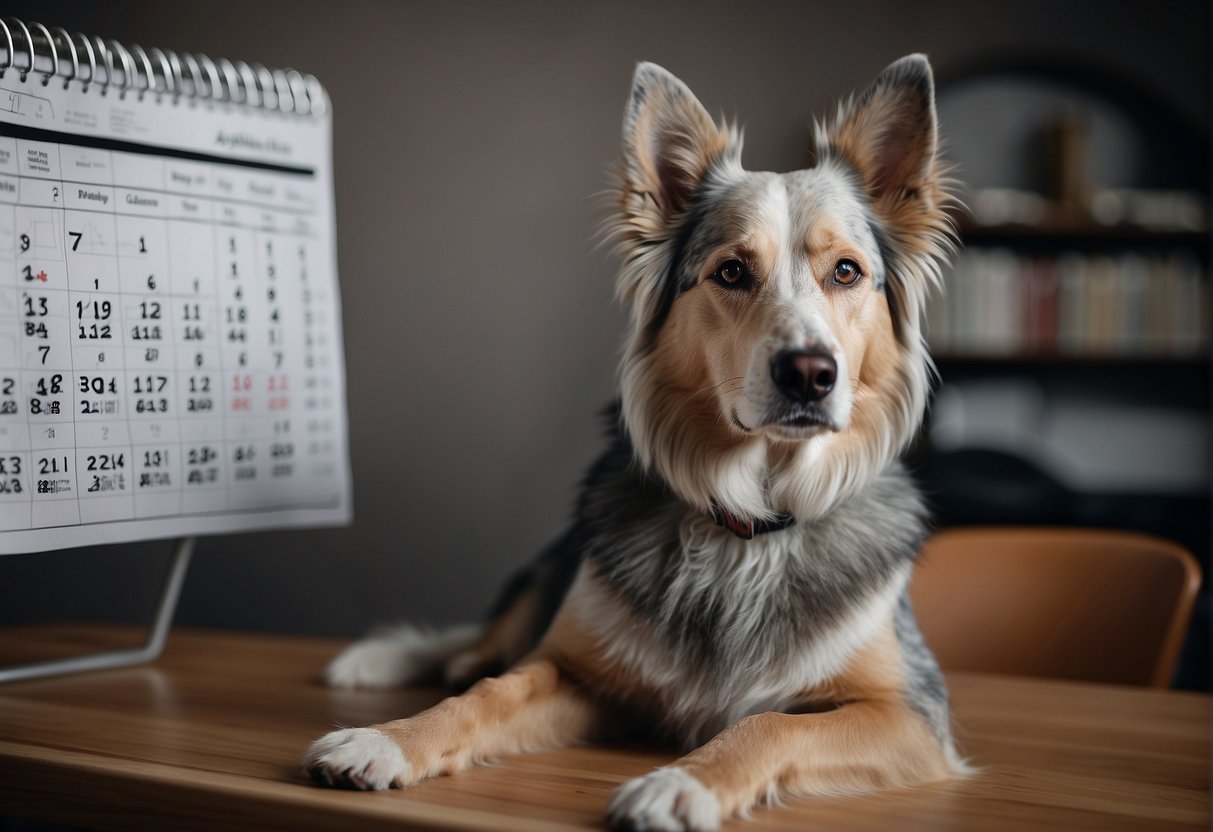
[
  {"left": 926, "top": 60, "right": 1209, "bottom": 367},
  {"left": 929, "top": 222, "right": 1208, "bottom": 364}
]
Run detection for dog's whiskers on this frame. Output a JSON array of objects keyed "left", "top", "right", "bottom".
[
  {"left": 688, "top": 376, "right": 745, "bottom": 401},
  {"left": 700, "top": 387, "right": 747, "bottom": 431},
  {"left": 693, "top": 383, "right": 746, "bottom": 422}
]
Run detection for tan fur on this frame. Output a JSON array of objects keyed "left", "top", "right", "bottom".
[
  {"left": 370, "top": 658, "right": 605, "bottom": 783},
  {"left": 678, "top": 695, "right": 955, "bottom": 818},
  {"left": 617, "top": 86, "right": 734, "bottom": 263},
  {"left": 816, "top": 68, "right": 957, "bottom": 318},
  {"left": 818, "top": 287, "right": 911, "bottom": 466},
  {"left": 648, "top": 296, "right": 745, "bottom": 450},
  {"left": 823, "top": 75, "right": 941, "bottom": 214},
  {"left": 540, "top": 581, "right": 675, "bottom": 709}
]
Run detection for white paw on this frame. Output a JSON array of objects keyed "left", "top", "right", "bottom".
[
  {"left": 607, "top": 768, "right": 722, "bottom": 832},
  {"left": 302, "top": 728, "right": 412, "bottom": 790},
  {"left": 325, "top": 623, "right": 480, "bottom": 689}
]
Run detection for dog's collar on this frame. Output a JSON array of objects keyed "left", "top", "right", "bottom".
[{"left": 709, "top": 500, "right": 796, "bottom": 540}]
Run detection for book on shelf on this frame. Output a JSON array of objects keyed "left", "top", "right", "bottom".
[{"left": 929, "top": 248, "right": 1209, "bottom": 360}]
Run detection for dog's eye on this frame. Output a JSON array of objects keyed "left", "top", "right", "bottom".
[
  {"left": 832, "top": 259, "right": 863, "bottom": 286},
  {"left": 711, "top": 259, "right": 751, "bottom": 289}
]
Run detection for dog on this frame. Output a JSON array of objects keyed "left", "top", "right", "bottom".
[{"left": 304, "top": 54, "right": 967, "bottom": 830}]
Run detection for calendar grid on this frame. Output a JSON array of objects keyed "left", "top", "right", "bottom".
[{"left": 0, "top": 73, "right": 351, "bottom": 554}]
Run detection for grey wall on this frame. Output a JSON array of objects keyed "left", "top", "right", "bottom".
[{"left": 1, "top": 0, "right": 1208, "bottom": 637}]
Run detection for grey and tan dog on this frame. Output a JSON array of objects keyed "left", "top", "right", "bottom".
[{"left": 305, "top": 55, "right": 968, "bottom": 830}]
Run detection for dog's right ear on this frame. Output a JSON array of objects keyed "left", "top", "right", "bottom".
[{"left": 619, "top": 63, "right": 736, "bottom": 240}]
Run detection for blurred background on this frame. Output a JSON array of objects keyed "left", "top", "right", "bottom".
[{"left": 0, "top": 1, "right": 1208, "bottom": 687}]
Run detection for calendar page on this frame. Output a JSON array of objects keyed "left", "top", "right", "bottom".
[{"left": 0, "top": 70, "right": 351, "bottom": 554}]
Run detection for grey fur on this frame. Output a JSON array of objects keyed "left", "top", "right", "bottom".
[
  {"left": 894, "top": 592, "right": 954, "bottom": 745},
  {"left": 580, "top": 432, "right": 926, "bottom": 650}
]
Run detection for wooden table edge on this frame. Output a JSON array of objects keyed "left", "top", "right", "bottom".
[{"left": 0, "top": 740, "right": 587, "bottom": 832}]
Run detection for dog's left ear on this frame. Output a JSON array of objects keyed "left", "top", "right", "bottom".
[{"left": 824, "top": 54, "right": 939, "bottom": 210}]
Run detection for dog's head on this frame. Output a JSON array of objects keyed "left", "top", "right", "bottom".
[{"left": 611, "top": 56, "right": 954, "bottom": 523}]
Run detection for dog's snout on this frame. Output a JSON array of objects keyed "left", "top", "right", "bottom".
[{"left": 771, "top": 350, "right": 837, "bottom": 403}]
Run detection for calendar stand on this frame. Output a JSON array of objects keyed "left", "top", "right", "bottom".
[{"left": 0, "top": 536, "right": 194, "bottom": 684}]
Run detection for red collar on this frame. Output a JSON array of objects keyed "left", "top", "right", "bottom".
[{"left": 709, "top": 500, "right": 797, "bottom": 540}]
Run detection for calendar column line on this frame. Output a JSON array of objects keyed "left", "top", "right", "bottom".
[
  {"left": 211, "top": 208, "right": 233, "bottom": 513},
  {"left": 5, "top": 181, "right": 35, "bottom": 529},
  {"left": 150, "top": 191, "right": 183, "bottom": 520},
  {"left": 111, "top": 162, "right": 141, "bottom": 519},
  {"left": 61, "top": 165, "right": 83, "bottom": 525},
  {"left": 9, "top": 194, "right": 34, "bottom": 529}
]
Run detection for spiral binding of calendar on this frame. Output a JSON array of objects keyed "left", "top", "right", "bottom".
[{"left": 0, "top": 17, "right": 328, "bottom": 117}]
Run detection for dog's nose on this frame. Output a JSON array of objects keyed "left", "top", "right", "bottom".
[{"left": 771, "top": 350, "right": 837, "bottom": 403}]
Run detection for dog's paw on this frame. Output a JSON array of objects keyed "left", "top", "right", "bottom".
[
  {"left": 325, "top": 623, "right": 480, "bottom": 689},
  {"left": 302, "top": 727, "right": 412, "bottom": 790},
  {"left": 607, "top": 768, "right": 722, "bottom": 832},
  {"left": 324, "top": 636, "right": 418, "bottom": 689}
]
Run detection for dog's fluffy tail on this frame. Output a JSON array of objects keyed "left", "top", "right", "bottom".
[{"left": 324, "top": 623, "right": 482, "bottom": 689}]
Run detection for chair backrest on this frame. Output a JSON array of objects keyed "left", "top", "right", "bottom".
[{"left": 910, "top": 527, "right": 1202, "bottom": 687}]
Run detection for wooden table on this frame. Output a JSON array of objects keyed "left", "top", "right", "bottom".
[{"left": 0, "top": 626, "right": 1207, "bottom": 831}]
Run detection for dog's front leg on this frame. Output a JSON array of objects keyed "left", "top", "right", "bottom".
[
  {"left": 304, "top": 657, "right": 600, "bottom": 790},
  {"left": 607, "top": 699, "right": 958, "bottom": 831}
]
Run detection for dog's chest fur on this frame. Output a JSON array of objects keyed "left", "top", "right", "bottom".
[{"left": 558, "top": 429, "right": 929, "bottom": 746}]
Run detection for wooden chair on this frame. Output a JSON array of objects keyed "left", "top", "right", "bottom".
[{"left": 910, "top": 527, "right": 1202, "bottom": 687}]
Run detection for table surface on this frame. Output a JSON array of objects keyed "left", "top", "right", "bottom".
[{"left": 0, "top": 625, "right": 1207, "bottom": 832}]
